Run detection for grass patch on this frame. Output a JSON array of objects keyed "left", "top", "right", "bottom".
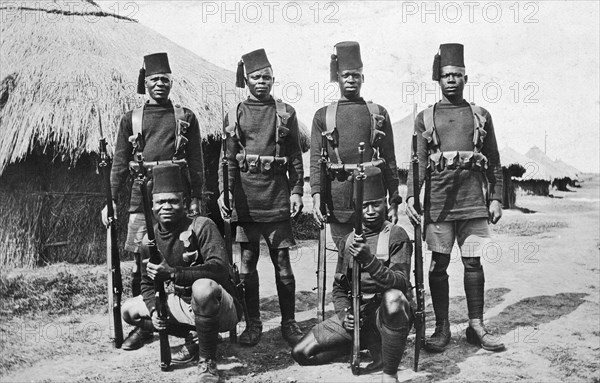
[
  {"left": 0, "top": 263, "right": 133, "bottom": 318},
  {"left": 491, "top": 219, "right": 568, "bottom": 236}
]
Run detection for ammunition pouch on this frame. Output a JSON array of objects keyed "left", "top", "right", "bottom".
[
  {"left": 327, "top": 158, "right": 386, "bottom": 182},
  {"left": 428, "top": 151, "right": 488, "bottom": 172},
  {"left": 235, "top": 153, "right": 288, "bottom": 175},
  {"left": 173, "top": 119, "right": 191, "bottom": 160}
]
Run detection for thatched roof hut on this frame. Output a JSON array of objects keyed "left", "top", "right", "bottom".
[
  {"left": 525, "top": 146, "right": 574, "bottom": 191},
  {"left": 0, "top": 1, "right": 308, "bottom": 267}
]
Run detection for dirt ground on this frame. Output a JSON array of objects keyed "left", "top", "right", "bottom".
[{"left": 1, "top": 175, "right": 599, "bottom": 383}]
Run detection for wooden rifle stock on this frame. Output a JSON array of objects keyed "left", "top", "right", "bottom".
[
  {"left": 316, "top": 133, "right": 330, "bottom": 322},
  {"left": 351, "top": 142, "right": 365, "bottom": 376},
  {"left": 411, "top": 104, "right": 425, "bottom": 372},
  {"left": 135, "top": 153, "right": 171, "bottom": 372},
  {"left": 98, "top": 113, "right": 123, "bottom": 349}
]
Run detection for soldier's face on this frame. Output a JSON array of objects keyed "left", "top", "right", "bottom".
[
  {"left": 439, "top": 66, "right": 467, "bottom": 99},
  {"left": 362, "top": 197, "right": 386, "bottom": 229},
  {"left": 146, "top": 73, "right": 173, "bottom": 102},
  {"left": 338, "top": 69, "right": 363, "bottom": 99},
  {"left": 246, "top": 67, "right": 274, "bottom": 100},
  {"left": 153, "top": 192, "right": 185, "bottom": 225}
]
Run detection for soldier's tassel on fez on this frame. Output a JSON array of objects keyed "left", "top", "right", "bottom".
[{"left": 137, "top": 52, "right": 172, "bottom": 94}]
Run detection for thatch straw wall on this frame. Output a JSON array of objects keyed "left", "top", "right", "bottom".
[{"left": 514, "top": 179, "right": 551, "bottom": 197}]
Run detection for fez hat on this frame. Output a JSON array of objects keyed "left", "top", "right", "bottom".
[
  {"left": 330, "top": 41, "right": 363, "bottom": 82},
  {"left": 137, "top": 52, "right": 172, "bottom": 94},
  {"left": 236, "top": 49, "right": 272, "bottom": 88},
  {"left": 432, "top": 43, "right": 465, "bottom": 81},
  {"left": 152, "top": 164, "right": 184, "bottom": 194},
  {"left": 354, "top": 167, "right": 386, "bottom": 202}
]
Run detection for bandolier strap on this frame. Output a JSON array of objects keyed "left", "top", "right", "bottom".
[
  {"left": 225, "top": 99, "right": 290, "bottom": 174},
  {"left": 422, "top": 102, "right": 488, "bottom": 172}
]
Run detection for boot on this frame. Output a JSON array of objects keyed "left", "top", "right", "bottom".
[
  {"left": 122, "top": 327, "right": 153, "bottom": 350},
  {"left": 281, "top": 319, "right": 303, "bottom": 347},
  {"left": 239, "top": 318, "right": 262, "bottom": 346},
  {"left": 424, "top": 318, "right": 451, "bottom": 353},
  {"left": 197, "top": 357, "right": 220, "bottom": 383},
  {"left": 172, "top": 331, "right": 199, "bottom": 365},
  {"left": 425, "top": 272, "right": 451, "bottom": 353},
  {"left": 466, "top": 319, "right": 505, "bottom": 352}
]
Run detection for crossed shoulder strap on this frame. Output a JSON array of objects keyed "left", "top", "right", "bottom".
[
  {"left": 131, "top": 103, "right": 188, "bottom": 157},
  {"left": 422, "top": 102, "right": 487, "bottom": 153}
]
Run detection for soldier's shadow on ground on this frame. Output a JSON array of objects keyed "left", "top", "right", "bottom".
[{"left": 402, "top": 289, "right": 589, "bottom": 382}]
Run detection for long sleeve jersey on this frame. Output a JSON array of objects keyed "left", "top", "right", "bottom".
[
  {"left": 310, "top": 98, "right": 400, "bottom": 224},
  {"left": 140, "top": 216, "right": 242, "bottom": 319},
  {"left": 110, "top": 101, "right": 204, "bottom": 213},
  {"left": 219, "top": 97, "right": 304, "bottom": 222},
  {"left": 332, "top": 222, "right": 412, "bottom": 319},
  {"left": 406, "top": 99, "right": 503, "bottom": 223}
]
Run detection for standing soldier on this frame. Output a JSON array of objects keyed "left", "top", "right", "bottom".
[
  {"left": 102, "top": 52, "right": 204, "bottom": 350},
  {"left": 218, "top": 49, "right": 304, "bottom": 347},
  {"left": 310, "top": 41, "right": 401, "bottom": 248},
  {"left": 405, "top": 43, "right": 505, "bottom": 353}
]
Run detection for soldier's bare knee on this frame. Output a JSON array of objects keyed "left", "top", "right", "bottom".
[
  {"left": 382, "top": 289, "right": 409, "bottom": 316},
  {"left": 191, "top": 279, "right": 221, "bottom": 310}
]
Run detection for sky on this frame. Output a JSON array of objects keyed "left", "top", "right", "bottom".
[{"left": 99, "top": 1, "right": 600, "bottom": 172}]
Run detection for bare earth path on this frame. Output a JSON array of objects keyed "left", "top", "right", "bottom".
[{"left": 1, "top": 176, "right": 599, "bottom": 383}]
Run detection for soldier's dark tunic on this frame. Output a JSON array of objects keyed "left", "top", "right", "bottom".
[
  {"left": 310, "top": 98, "right": 400, "bottom": 224},
  {"left": 407, "top": 99, "right": 503, "bottom": 223},
  {"left": 110, "top": 101, "right": 204, "bottom": 213},
  {"left": 140, "top": 216, "right": 242, "bottom": 319},
  {"left": 220, "top": 97, "right": 304, "bottom": 222}
]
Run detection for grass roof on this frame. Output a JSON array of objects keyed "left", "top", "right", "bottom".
[{"left": 0, "top": 1, "right": 245, "bottom": 174}]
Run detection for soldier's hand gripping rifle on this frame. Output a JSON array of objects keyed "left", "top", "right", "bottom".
[
  {"left": 132, "top": 140, "right": 171, "bottom": 371},
  {"left": 351, "top": 142, "right": 365, "bottom": 376},
  {"left": 411, "top": 104, "right": 425, "bottom": 372},
  {"left": 98, "top": 112, "right": 123, "bottom": 349},
  {"left": 221, "top": 95, "right": 249, "bottom": 342},
  {"left": 316, "top": 133, "right": 331, "bottom": 323}
]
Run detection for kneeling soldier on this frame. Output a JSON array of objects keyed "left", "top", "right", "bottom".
[
  {"left": 121, "top": 164, "right": 242, "bottom": 383},
  {"left": 293, "top": 167, "right": 413, "bottom": 383}
]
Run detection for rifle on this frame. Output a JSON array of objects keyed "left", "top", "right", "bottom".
[
  {"left": 98, "top": 112, "right": 123, "bottom": 349},
  {"left": 221, "top": 95, "right": 249, "bottom": 341},
  {"left": 316, "top": 133, "right": 331, "bottom": 323},
  {"left": 133, "top": 143, "right": 171, "bottom": 372},
  {"left": 411, "top": 103, "right": 425, "bottom": 372},
  {"left": 351, "top": 142, "right": 365, "bottom": 376}
]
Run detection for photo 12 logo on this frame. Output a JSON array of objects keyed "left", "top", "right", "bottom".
[
  {"left": 400, "top": 1, "right": 540, "bottom": 24},
  {"left": 199, "top": 1, "right": 340, "bottom": 23},
  {"left": 0, "top": 1, "right": 139, "bottom": 23}
]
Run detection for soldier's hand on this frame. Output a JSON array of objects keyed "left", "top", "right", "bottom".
[
  {"left": 342, "top": 309, "right": 363, "bottom": 332},
  {"left": 388, "top": 202, "right": 399, "bottom": 225},
  {"left": 101, "top": 201, "right": 118, "bottom": 226},
  {"left": 145, "top": 259, "right": 174, "bottom": 282},
  {"left": 151, "top": 309, "right": 167, "bottom": 331},
  {"left": 188, "top": 197, "right": 200, "bottom": 216},
  {"left": 349, "top": 235, "right": 373, "bottom": 265},
  {"left": 312, "top": 193, "right": 324, "bottom": 226},
  {"left": 217, "top": 191, "right": 233, "bottom": 218},
  {"left": 342, "top": 309, "right": 355, "bottom": 331},
  {"left": 489, "top": 200, "right": 503, "bottom": 224},
  {"left": 290, "top": 194, "right": 304, "bottom": 218},
  {"left": 405, "top": 197, "right": 420, "bottom": 226}
]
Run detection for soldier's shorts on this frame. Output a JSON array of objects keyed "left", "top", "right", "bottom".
[
  {"left": 425, "top": 218, "right": 491, "bottom": 257},
  {"left": 123, "top": 281, "right": 238, "bottom": 333},
  {"left": 125, "top": 212, "right": 146, "bottom": 253},
  {"left": 167, "top": 281, "right": 238, "bottom": 332},
  {"left": 236, "top": 220, "right": 295, "bottom": 249}
]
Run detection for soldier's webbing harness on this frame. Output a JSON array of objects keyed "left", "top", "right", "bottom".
[
  {"left": 225, "top": 99, "right": 290, "bottom": 174},
  {"left": 323, "top": 101, "right": 386, "bottom": 182},
  {"left": 422, "top": 102, "right": 488, "bottom": 172},
  {"left": 128, "top": 103, "right": 192, "bottom": 193}
]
